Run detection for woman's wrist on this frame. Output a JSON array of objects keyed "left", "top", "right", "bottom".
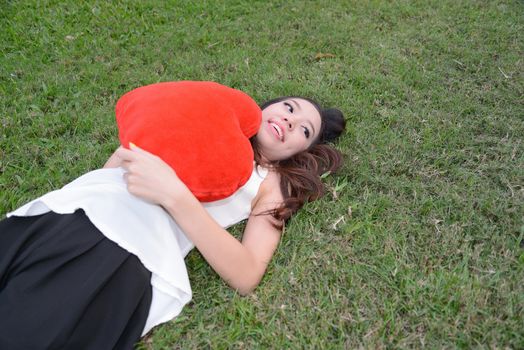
[{"left": 162, "top": 179, "right": 198, "bottom": 215}]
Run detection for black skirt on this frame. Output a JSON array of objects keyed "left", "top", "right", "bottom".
[{"left": 0, "top": 210, "right": 152, "bottom": 350}]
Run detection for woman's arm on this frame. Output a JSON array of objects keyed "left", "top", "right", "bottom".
[
  {"left": 115, "top": 145, "right": 283, "bottom": 295},
  {"left": 163, "top": 184, "right": 282, "bottom": 295}
]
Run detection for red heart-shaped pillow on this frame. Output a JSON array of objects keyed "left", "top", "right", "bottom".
[{"left": 116, "top": 81, "right": 261, "bottom": 202}]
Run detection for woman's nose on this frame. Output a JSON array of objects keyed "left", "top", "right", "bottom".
[{"left": 283, "top": 117, "right": 294, "bottom": 130}]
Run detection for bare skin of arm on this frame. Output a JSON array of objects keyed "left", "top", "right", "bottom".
[{"left": 113, "top": 145, "right": 283, "bottom": 295}]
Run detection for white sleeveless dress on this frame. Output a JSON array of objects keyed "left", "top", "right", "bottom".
[{"left": 8, "top": 165, "right": 267, "bottom": 335}]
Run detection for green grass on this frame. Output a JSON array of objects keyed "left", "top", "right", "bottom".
[{"left": 1, "top": 0, "right": 523, "bottom": 348}]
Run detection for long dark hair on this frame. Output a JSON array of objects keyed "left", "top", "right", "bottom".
[{"left": 251, "top": 96, "right": 346, "bottom": 225}]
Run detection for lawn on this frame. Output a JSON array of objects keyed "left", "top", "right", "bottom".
[{"left": 1, "top": 0, "right": 523, "bottom": 348}]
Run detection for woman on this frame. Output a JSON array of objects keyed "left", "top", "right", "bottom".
[{"left": 0, "top": 92, "right": 345, "bottom": 349}]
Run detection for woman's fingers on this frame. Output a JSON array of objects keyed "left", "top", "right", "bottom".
[
  {"left": 129, "top": 142, "right": 161, "bottom": 160},
  {"left": 119, "top": 159, "right": 134, "bottom": 172},
  {"left": 114, "top": 142, "right": 186, "bottom": 203},
  {"left": 129, "top": 142, "right": 147, "bottom": 153},
  {"left": 114, "top": 146, "right": 137, "bottom": 162}
]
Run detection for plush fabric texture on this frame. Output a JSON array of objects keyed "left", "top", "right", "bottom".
[{"left": 116, "top": 81, "right": 261, "bottom": 202}]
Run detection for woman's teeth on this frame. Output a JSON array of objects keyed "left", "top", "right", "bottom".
[{"left": 270, "top": 122, "right": 283, "bottom": 140}]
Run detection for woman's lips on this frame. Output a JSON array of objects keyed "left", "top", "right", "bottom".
[{"left": 267, "top": 120, "right": 284, "bottom": 142}]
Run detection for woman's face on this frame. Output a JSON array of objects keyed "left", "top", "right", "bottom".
[{"left": 256, "top": 98, "right": 322, "bottom": 161}]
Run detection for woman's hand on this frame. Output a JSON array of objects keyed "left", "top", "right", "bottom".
[
  {"left": 115, "top": 145, "right": 283, "bottom": 295},
  {"left": 103, "top": 146, "right": 125, "bottom": 168},
  {"left": 115, "top": 143, "right": 192, "bottom": 207}
]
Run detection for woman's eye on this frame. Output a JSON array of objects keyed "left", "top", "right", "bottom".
[
  {"left": 303, "top": 127, "right": 310, "bottom": 139},
  {"left": 284, "top": 102, "right": 294, "bottom": 113}
]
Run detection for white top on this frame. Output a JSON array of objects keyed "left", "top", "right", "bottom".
[{"left": 8, "top": 165, "right": 267, "bottom": 335}]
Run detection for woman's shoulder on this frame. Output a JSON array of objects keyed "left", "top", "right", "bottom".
[
  {"left": 251, "top": 169, "right": 284, "bottom": 211},
  {"left": 260, "top": 168, "right": 280, "bottom": 187}
]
